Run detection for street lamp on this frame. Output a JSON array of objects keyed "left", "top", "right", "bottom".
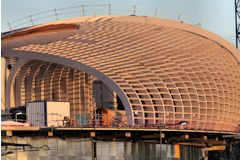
[
  {"left": 159, "top": 121, "right": 188, "bottom": 160},
  {"left": 15, "top": 112, "right": 23, "bottom": 122}
]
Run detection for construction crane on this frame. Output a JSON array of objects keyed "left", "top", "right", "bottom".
[{"left": 235, "top": 0, "right": 240, "bottom": 48}]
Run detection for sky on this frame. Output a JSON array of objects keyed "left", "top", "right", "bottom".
[{"left": 1, "top": 0, "right": 236, "bottom": 46}]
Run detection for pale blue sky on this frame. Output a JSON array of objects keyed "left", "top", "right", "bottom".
[{"left": 1, "top": 0, "right": 236, "bottom": 46}]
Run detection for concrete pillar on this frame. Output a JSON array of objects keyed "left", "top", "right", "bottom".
[
  {"left": 5, "top": 58, "right": 30, "bottom": 110},
  {"left": 113, "top": 92, "right": 117, "bottom": 111},
  {"left": 6, "top": 130, "right": 12, "bottom": 137},
  {"left": 1, "top": 57, "right": 6, "bottom": 111}
]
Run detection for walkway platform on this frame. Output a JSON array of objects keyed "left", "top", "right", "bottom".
[{"left": 2, "top": 126, "right": 237, "bottom": 134}]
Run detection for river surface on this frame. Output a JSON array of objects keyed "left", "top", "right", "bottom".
[{"left": 2, "top": 136, "right": 203, "bottom": 160}]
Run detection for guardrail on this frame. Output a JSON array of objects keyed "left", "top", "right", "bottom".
[
  {"left": 3, "top": 112, "right": 182, "bottom": 128},
  {"left": 2, "top": 113, "right": 129, "bottom": 128},
  {"left": 4, "top": 4, "right": 200, "bottom": 32},
  {"left": 2, "top": 112, "right": 239, "bottom": 133}
]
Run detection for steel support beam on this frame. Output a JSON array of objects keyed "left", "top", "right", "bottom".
[{"left": 235, "top": 0, "right": 240, "bottom": 48}]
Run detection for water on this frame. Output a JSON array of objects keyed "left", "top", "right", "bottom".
[{"left": 2, "top": 136, "right": 203, "bottom": 160}]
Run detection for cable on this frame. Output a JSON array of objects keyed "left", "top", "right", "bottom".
[
  {"left": 1, "top": 151, "right": 14, "bottom": 156},
  {"left": 2, "top": 141, "right": 49, "bottom": 153},
  {"left": 28, "top": 145, "right": 49, "bottom": 151},
  {"left": 2, "top": 142, "right": 32, "bottom": 147}
]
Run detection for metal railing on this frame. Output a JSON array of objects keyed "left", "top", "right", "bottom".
[
  {"left": 4, "top": 4, "right": 200, "bottom": 32},
  {"left": 2, "top": 112, "right": 239, "bottom": 133},
  {"left": 1, "top": 112, "right": 129, "bottom": 128}
]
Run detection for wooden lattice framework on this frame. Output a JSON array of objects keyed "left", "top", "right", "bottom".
[{"left": 2, "top": 16, "right": 240, "bottom": 132}]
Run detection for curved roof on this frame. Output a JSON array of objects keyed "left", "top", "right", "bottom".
[
  {"left": 3, "top": 16, "right": 240, "bottom": 63},
  {"left": 2, "top": 16, "right": 240, "bottom": 132}
]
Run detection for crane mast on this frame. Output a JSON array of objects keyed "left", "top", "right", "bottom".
[{"left": 235, "top": 0, "right": 240, "bottom": 48}]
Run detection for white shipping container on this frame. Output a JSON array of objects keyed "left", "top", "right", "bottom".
[
  {"left": 46, "top": 101, "right": 70, "bottom": 127},
  {"left": 26, "top": 101, "right": 46, "bottom": 126},
  {"left": 26, "top": 101, "right": 70, "bottom": 127}
]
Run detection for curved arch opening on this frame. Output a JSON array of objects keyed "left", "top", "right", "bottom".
[{"left": 4, "top": 51, "right": 134, "bottom": 126}]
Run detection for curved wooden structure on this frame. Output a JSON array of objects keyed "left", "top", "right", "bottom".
[{"left": 2, "top": 16, "right": 240, "bottom": 132}]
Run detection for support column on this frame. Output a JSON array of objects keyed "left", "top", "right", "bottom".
[
  {"left": 92, "top": 138, "right": 97, "bottom": 160},
  {"left": 5, "top": 58, "right": 30, "bottom": 111},
  {"left": 1, "top": 57, "right": 6, "bottom": 111}
]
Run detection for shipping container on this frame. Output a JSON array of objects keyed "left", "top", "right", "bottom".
[
  {"left": 26, "top": 101, "right": 45, "bottom": 126},
  {"left": 26, "top": 101, "right": 70, "bottom": 127}
]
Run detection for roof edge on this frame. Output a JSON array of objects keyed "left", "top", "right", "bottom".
[
  {"left": 2, "top": 15, "right": 240, "bottom": 64},
  {"left": 113, "top": 16, "right": 240, "bottom": 64}
]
